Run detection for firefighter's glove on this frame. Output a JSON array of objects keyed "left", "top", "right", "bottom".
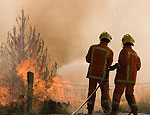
[{"left": 109, "top": 63, "right": 118, "bottom": 71}]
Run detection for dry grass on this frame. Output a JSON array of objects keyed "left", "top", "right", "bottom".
[{"left": 119, "top": 96, "right": 150, "bottom": 114}]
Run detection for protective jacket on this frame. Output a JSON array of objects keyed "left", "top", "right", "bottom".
[
  {"left": 86, "top": 41, "right": 113, "bottom": 80},
  {"left": 115, "top": 45, "right": 141, "bottom": 84}
]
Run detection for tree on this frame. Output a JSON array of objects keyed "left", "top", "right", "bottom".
[{"left": 0, "top": 9, "right": 57, "bottom": 101}]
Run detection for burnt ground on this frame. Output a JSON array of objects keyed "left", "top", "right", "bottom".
[
  {"left": 75, "top": 111, "right": 149, "bottom": 115},
  {"left": 44, "top": 114, "right": 149, "bottom": 115},
  {"left": 41, "top": 112, "right": 150, "bottom": 115}
]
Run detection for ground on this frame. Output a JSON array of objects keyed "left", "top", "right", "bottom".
[
  {"left": 76, "top": 111, "right": 149, "bottom": 115},
  {"left": 48, "top": 114, "right": 149, "bottom": 115}
]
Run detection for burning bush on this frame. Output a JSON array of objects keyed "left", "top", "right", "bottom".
[
  {"left": 0, "top": 9, "right": 88, "bottom": 114},
  {"left": 0, "top": 9, "right": 58, "bottom": 109}
]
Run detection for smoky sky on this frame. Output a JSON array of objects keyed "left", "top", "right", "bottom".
[
  {"left": 21, "top": 0, "right": 109, "bottom": 67},
  {"left": 0, "top": 0, "right": 118, "bottom": 67},
  {"left": 22, "top": 0, "right": 103, "bottom": 66},
  {"left": 1, "top": 0, "right": 150, "bottom": 83}
]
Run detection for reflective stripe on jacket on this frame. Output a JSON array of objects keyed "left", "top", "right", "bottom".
[
  {"left": 86, "top": 41, "right": 113, "bottom": 80},
  {"left": 115, "top": 45, "right": 141, "bottom": 84}
]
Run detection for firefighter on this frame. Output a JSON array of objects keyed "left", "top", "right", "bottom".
[
  {"left": 86, "top": 32, "right": 114, "bottom": 114},
  {"left": 109, "top": 34, "right": 141, "bottom": 115}
]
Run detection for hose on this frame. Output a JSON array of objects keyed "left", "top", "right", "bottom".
[{"left": 71, "top": 70, "right": 110, "bottom": 115}]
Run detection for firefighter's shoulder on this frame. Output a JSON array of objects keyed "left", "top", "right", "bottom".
[{"left": 106, "top": 46, "right": 114, "bottom": 54}]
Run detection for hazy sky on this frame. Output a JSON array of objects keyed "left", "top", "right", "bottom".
[{"left": 0, "top": 0, "right": 150, "bottom": 85}]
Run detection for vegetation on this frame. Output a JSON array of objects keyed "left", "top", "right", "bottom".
[
  {"left": 119, "top": 98, "right": 150, "bottom": 114},
  {"left": 0, "top": 9, "right": 60, "bottom": 114},
  {"left": 0, "top": 99, "right": 70, "bottom": 115},
  {"left": 39, "top": 99, "right": 70, "bottom": 114}
]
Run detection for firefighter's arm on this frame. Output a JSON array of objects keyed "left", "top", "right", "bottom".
[
  {"left": 86, "top": 46, "right": 92, "bottom": 63},
  {"left": 107, "top": 51, "right": 113, "bottom": 67},
  {"left": 137, "top": 56, "right": 141, "bottom": 71}
]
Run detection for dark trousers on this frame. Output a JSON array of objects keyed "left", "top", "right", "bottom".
[
  {"left": 87, "top": 78, "right": 111, "bottom": 112},
  {"left": 112, "top": 83, "right": 138, "bottom": 112}
]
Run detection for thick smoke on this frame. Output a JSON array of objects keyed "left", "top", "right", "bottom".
[
  {"left": 22, "top": 0, "right": 92, "bottom": 66},
  {"left": 0, "top": 0, "right": 121, "bottom": 66},
  {"left": 0, "top": 0, "right": 150, "bottom": 83},
  {"left": 21, "top": 0, "right": 109, "bottom": 67}
]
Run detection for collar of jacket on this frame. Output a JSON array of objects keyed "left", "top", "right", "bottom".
[
  {"left": 123, "top": 45, "right": 132, "bottom": 49},
  {"left": 99, "top": 41, "right": 108, "bottom": 47}
]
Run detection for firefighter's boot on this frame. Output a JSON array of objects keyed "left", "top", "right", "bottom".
[
  {"left": 109, "top": 111, "right": 117, "bottom": 115},
  {"left": 133, "top": 112, "right": 138, "bottom": 115},
  {"left": 132, "top": 110, "right": 138, "bottom": 115},
  {"left": 104, "top": 110, "right": 110, "bottom": 115},
  {"left": 88, "top": 109, "right": 93, "bottom": 115},
  {"left": 130, "top": 105, "right": 138, "bottom": 115}
]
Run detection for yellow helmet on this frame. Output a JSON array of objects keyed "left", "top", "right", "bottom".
[
  {"left": 99, "top": 31, "right": 112, "bottom": 41},
  {"left": 122, "top": 34, "right": 135, "bottom": 45}
]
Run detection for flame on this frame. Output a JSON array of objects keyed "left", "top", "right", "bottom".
[
  {"left": 0, "top": 58, "right": 144, "bottom": 112},
  {"left": 0, "top": 75, "right": 11, "bottom": 106},
  {"left": 1, "top": 58, "right": 145, "bottom": 113},
  {"left": 17, "top": 59, "right": 37, "bottom": 84},
  {"left": 0, "top": 87, "right": 10, "bottom": 106},
  {"left": 16, "top": 58, "right": 86, "bottom": 112},
  {"left": 17, "top": 59, "right": 48, "bottom": 100},
  {"left": 17, "top": 59, "right": 81, "bottom": 104},
  {"left": 47, "top": 76, "right": 72, "bottom": 103}
]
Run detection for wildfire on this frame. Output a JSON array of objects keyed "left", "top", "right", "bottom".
[
  {"left": 48, "top": 76, "right": 72, "bottom": 103},
  {"left": 0, "top": 58, "right": 144, "bottom": 111},
  {"left": 0, "top": 9, "right": 84, "bottom": 112},
  {"left": 17, "top": 59, "right": 35, "bottom": 83},
  {"left": 16, "top": 59, "right": 77, "bottom": 103},
  {"left": 0, "top": 87, "right": 10, "bottom": 106}
]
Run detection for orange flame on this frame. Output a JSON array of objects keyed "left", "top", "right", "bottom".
[
  {"left": 17, "top": 59, "right": 81, "bottom": 104},
  {"left": 0, "top": 87, "right": 10, "bottom": 106},
  {"left": 17, "top": 59, "right": 49, "bottom": 101},
  {"left": 47, "top": 76, "right": 72, "bottom": 103}
]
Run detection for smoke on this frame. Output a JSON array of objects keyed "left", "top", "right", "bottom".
[
  {"left": 0, "top": 0, "right": 125, "bottom": 66},
  {"left": 20, "top": 0, "right": 108, "bottom": 66},
  {"left": 0, "top": 0, "right": 150, "bottom": 83}
]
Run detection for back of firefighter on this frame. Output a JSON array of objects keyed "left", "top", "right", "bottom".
[
  {"left": 86, "top": 32, "right": 113, "bottom": 114},
  {"left": 110, "top": 34, "right": 141, "bottom": 115}
]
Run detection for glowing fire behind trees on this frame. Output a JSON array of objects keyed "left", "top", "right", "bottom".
[
  {"left": 0, "top": 9, "right": 84, "bottom": 112},
  {"left": 17, "top": 59, "right": 72, "bottom": 103},
  {"left": 0, "top": 9, "right": 59, "bottom": 104}
]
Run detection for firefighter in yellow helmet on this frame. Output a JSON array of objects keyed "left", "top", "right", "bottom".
[
  {"left": 122, "top": 34, "right": 135, "bottom": 46},
  {"left": 86, "top": 32, "right": 114, "bottom": 114},
  {"left": 109, "top": 34, "right": 141, "bottom": 115}
]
